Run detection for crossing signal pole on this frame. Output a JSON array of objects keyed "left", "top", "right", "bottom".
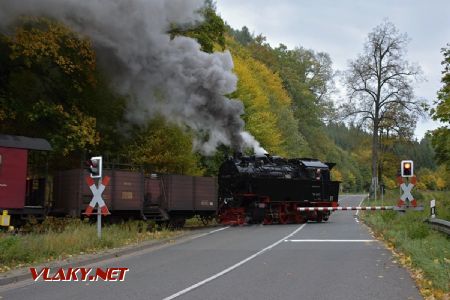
[{"left": 84, "top": 156, "right": 109, "bottom": 238}]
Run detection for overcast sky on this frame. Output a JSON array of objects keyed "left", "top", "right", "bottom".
[{"left": 216, "top": 0, "right": 450, "bottom": 140}]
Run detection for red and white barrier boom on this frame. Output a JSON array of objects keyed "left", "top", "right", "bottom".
[
  {"left": 298, "top": 206, "right": 394, "bottom": 211},
  {"left": 297, "top": 205, "right": 423, "bottom": 212}
]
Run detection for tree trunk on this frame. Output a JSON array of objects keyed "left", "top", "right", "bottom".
[{"left": 371, "top": 122, "right": 379, "bottom": 200}]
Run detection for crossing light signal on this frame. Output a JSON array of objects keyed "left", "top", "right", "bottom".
[
  {"left": 401, "top": 160, "right": 413, "bottom": 177},
  {"left": 88, "top": 156, "right": 102, "bottom": 178}
]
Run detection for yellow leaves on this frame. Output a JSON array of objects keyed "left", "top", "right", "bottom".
[
  {"left": 127, "top": 117, "right": 203, "bottom": 176},
  {"left": 382, "top": 175, "right": 397, "bottom": 190},
  {"left": 6, "top": 17, "right": 96, "bottom": 87},
  {"left": 354, "top": 148, "right": 372, "bottom": 164},
  {"left": 435, "top": 177, "right": 446, "bottom": 190},
  {"left": 231, "top": 45, "right": 305, "bottom": 157},
  {"left": 416, "top": 167, "right": 449, "bottom": 191},
  {"left": 399, "top": 255, "right": 412, "bottom": 266},
  {"left": 24, "top": 100, "right": 100, "bottom": 155},
  {"left": 0, "top": 106, "right": 13, "bottom": 121},
  {"left": 416, "top": 181, "right": 427, "bottom": 190},
  {"left": 63, "top": 107, "right": 100, "bottom": 153},
  {"left": 331, "top": 168, "right": 343, "bottom": 182},
  {"left": 247, "top": 112, "right": 284, "bottom": 154}
]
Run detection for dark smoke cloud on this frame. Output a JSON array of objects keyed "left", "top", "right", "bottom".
[{"left": 0, "top": 0, "right": 266, "bottom": 155}]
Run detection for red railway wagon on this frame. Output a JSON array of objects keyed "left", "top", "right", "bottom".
[{"left": 0, "top": 134, "right": 52, "bottom": 224}]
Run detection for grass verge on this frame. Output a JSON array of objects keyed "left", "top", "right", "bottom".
[
  {"left": 0, "top": 217, "right": 185, "bottom": 273},
  {"left": 360, "top": 190, "right": 450, "bottom": 299}
]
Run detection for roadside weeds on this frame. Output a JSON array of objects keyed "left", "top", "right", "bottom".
[{"left": 360, "top": 190, "right": 450, "bottom": 300}]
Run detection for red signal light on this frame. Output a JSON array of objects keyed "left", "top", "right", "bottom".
[{"left": 401, "top": 160, "right": 413, "bottom": 177}]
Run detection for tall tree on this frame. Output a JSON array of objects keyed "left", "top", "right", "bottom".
[
  {"left": 0, "top": 17, "right": 126, "bottom": 169},
  {"left": 340, "top": 21, "right": 424, "bottom": 197},
  {"left": 127, "top": 117, "right": 203, "bottom": 175},
  {"left": 0, "top": 17, "right": 100, "bottom": 156},
  {"left": 430, "top": 44, "right": 450, "bottom": 169}
]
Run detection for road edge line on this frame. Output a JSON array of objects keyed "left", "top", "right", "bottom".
[{"left": 0, "top": 226, "right": 230, "bottom": 288}]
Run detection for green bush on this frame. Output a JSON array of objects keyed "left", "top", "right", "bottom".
[{"left": 406, "top": 222, "right": 430, "bottom": 240}]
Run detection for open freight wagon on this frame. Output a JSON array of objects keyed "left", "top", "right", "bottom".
[{"left": 52, "top": 169, "right": 217, "bottom": 226}]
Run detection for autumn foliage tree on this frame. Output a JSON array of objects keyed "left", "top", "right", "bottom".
[
  {"left": 0, "top": 18, "right": 99, "bottom": 155},
  {"left": 126, "top": 117, "right": 203, "bottom": 175},
  {"left": 0, "top": 17, "right": 127, "bottom": 169},
  {"left": 227, "top": 36, "right": 309, "bottom": 157},
  {"left": 430, "top": 44, "right": 450, "bottom": 169},
  {"left": 341, "top": 21, "right": 424, "bottom": 197}
]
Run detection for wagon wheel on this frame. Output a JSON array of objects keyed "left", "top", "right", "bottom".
[
  {"left": 168, "top": 217, "right": 186, "bottom": 229},
  {"left": 200, "top": 216, "right": 211, "bottom": 226},
  {"left": 278, "top": 204, "right": 288, "bottom": 224}
]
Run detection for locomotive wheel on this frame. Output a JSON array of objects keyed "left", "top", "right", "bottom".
[
  {"left": 293, "top": 212, "right": 304, "bottom": 224},
  {"left": 263, "top": 214, "right": 273, "bottom": 225},
  {"left": 316, "top": 212, "right": 323, "bottom": 223},
  {"left": 290, "top": 204, "right": 304, "bottom": 224},
  {"left": 278, "top": 204, "right": 288, "bottom": 224}
]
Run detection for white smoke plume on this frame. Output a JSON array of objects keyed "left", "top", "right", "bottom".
[
  {"left": 0, "top": 0, "right": 264, "bottom": 155},
  {"left": 240, "top": 132, "right": 267, "bottom": 156}
]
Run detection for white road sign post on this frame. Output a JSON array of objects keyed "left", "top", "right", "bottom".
[{"left": 430, "top": 199, "right": 436, "bottom": 218}]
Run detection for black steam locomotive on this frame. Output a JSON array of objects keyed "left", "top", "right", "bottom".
[{"left": 218, "top": 154, "right": 340, "bottom": 225}]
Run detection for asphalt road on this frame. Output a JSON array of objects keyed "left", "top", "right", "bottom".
[{"left": 0, "top": 195, "right": 422, "bottom": 300}]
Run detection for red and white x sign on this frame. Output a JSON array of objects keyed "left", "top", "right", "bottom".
[
  {"left": 397, "top": 176, "right": 417, "bottom": 207},
  {"left": 85, "top": 176, "right": 111, "bottom": 216}
]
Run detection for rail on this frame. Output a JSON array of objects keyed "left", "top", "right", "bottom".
[{"left": 425, "top": 218, "right": 450, "bottom": 236}]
